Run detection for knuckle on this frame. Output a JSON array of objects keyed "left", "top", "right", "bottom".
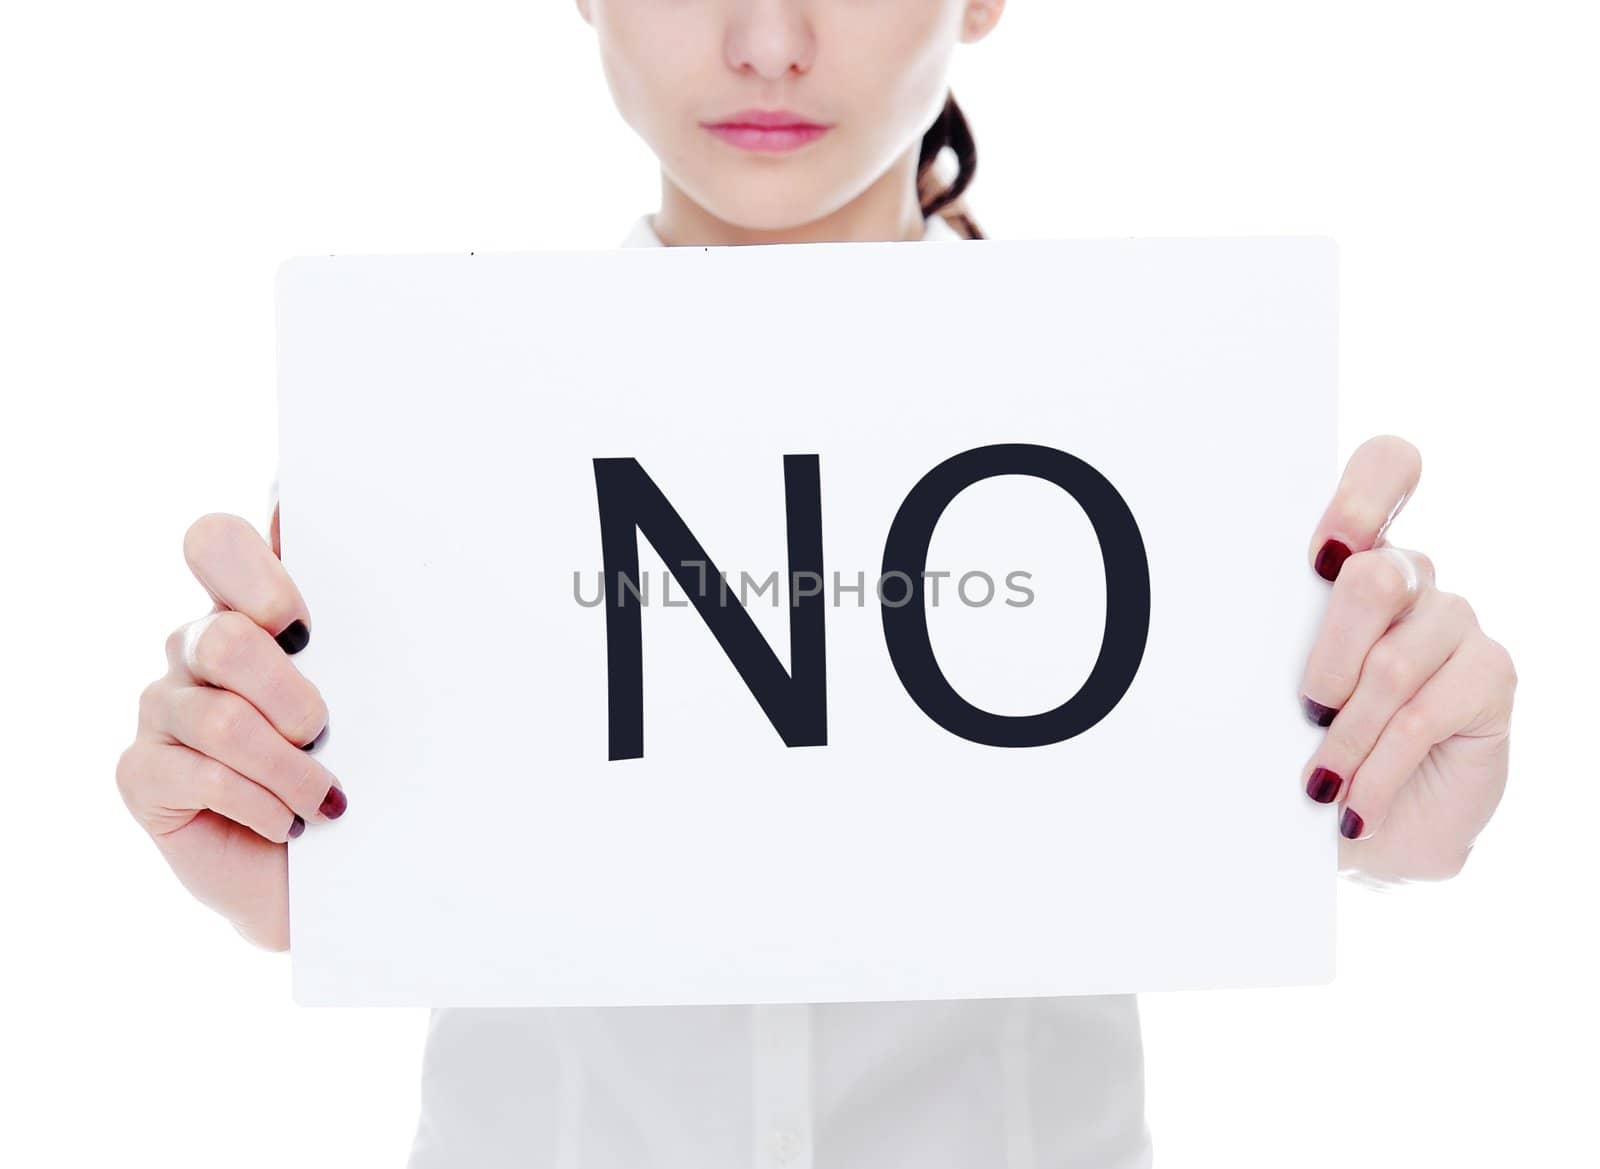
[
  {"left": 199, "top": 607, "right": 265, "bottom": 681},
  {"left": 114, "top": 743, "right": 147, "bottom": 804},
  {"left": 1364, "top": 643, "right": 1412, "bottom": 696},
  {"left": 1392, "top": 703, "right": 1432, "bottom": 743},
  {"left": 193, "top": 755, "right": 232, "bottom": 808},
  {"left": 201, "top": 691, "right": 251, "bottom": 748},
  {"left": 1482, "top": 636, "right": 1518, "bottom": 691},
  {"left": 1437, "top": 590, "right": 1475, "bottom": 628},
  {"left": 136, "top": 678, "right": 167, "bottom": 728},
  {"left": 1348, "top": 552, "right": 1409, "bottom": 608},
  {"left": 192, "top": 611, "right": 255, "bottom": 677}
]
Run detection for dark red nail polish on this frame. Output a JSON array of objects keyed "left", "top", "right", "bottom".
[
  {"left": 276, "top": 619, "right": 311, "bottom": 655},
  {"left": 288, "top": 815, "right": 306, "bottom": 839},
  {"left": 1314, "top": 539, "right": 1352, "bottom": 582},
  {"left": 1302, "top": 696, "right": 1339, "bottom": 727},
  {"left": 1306, "top": 767, "right": 1342, "bottom": 803},
  {"left": 1340, "top": 808, "right": 1365, "bottom": 839},
  {"left": 319, "top": 784, "right": 348, "bottom": 820},
  {"left": 301, "top": 722, "right": 329, "bottom": 752}
]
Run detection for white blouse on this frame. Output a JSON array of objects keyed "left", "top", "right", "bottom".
[{"left": 403, "top": 213, "right": 1154, "bottom": 1169}]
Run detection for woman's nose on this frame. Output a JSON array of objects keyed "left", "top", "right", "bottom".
[{"left": 724, "top": 0, "right": 816, "bottom": 79}]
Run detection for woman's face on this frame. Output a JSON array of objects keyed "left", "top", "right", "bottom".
[{"left": 576, "top": 0, "right": 1005, "bottom": 231}]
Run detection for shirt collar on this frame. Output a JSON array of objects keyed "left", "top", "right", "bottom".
[{"left": 620, "top": 211, "right": 964, "bottom": 248}]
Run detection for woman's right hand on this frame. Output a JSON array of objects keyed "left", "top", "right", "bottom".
[{"left": 116, "top": 507, "right": 346, "bottom": 951}]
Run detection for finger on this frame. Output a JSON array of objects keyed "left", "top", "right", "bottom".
[
  {"left": 183, "top": 512, "right": 311, "bottom": 653},
  {"left": 164, "top": 610, "right": 330, "bottom": 750},
  {"left": 1309, "top": 435, "right": 1422, "bottom": 581},
  {"left": 152, "top": 683, "right": 347, "bottom": 822},
  {"left": 1302, "top": 589, "right": 1473, "bottom": 804},
  {"left": 117, "top": 739, "right": 305, "bottom": 843},
  {"left": 1300, "top": 545, "right": 1437, "bottom": 721},
  {"left": 1338, "top": 634, "right": 1501, "bottom": 840}
]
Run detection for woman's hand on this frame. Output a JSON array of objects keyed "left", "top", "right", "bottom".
[
  {"left": 115, "top": 506, "right": 345, "bottom": 950},
  {"left": 1298, "top": 435, "right": 1516, "bottom": 884}
]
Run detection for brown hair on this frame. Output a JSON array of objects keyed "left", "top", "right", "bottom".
[{"left": 917, "top": 91, "right": 985, "bottom": 240}]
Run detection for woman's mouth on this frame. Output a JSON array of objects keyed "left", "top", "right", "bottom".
[{"left": 701, "top": 109, "right": 833, "bottom": 153}]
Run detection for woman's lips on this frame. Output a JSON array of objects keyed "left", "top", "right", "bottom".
[{"left": 701, "top": 109, "right": 832, "bottom": 153}]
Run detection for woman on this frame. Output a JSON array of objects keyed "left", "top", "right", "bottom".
[{"left": 115, "top": 2, "right": 1517, "bottom": 1166}]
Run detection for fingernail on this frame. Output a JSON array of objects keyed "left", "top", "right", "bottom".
[
  {"left": 319, "top": 784, "right": 348, "bottom": 820},
  {"left": 1306, "top": 767, "right": 1343, "bottom": 803},
  {"left": 1314, "top": 539, "right": 1352, "bottom": 582},
  {"left": 276, "top": 619, "right": 311, "bottom": 655},
  {"left": 288, "top": 815, "right": 306, "bottom": 839},
  {"left": 301, "top": 722, "right": 329, "bottom": 753},
  {"left": 1302, "top": 696, "right": 1339, "bottom": 727},
  {"left": 1340, "top": 808, "right": 1365, "bottom": 839}
]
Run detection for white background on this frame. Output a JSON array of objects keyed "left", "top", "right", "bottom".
[{"left": 1, "top": 1, "right": 1594, "bottom": 1165}]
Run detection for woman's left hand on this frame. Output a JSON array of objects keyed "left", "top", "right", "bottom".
[{"left": 1298, "top": 435, "right": 1517, "bottom": 883}]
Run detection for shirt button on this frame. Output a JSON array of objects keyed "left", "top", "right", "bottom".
[{"left": 769, "top": 1126, "right": 802, "bottom": 1166}]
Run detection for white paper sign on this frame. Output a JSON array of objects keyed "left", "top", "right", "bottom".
[{"left": 277, "top": 236, "right": 1338, "bottom": 1007}]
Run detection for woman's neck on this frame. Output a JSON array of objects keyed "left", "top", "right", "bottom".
[{"left": 650, "top": 145, "right": 926, "bottom": 247}]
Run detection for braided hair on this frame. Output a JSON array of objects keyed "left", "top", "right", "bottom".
[{"left": 917, "top": 91, "right": 984, "bottom": 239}]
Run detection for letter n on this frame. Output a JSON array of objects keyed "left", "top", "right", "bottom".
[{"left": 592, "top": 456, "right": 828, "bottom": 761}]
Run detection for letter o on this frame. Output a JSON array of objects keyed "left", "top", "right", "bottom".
[{"left": 879, "top": 443, "right": 1151, "bottom": 747}]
